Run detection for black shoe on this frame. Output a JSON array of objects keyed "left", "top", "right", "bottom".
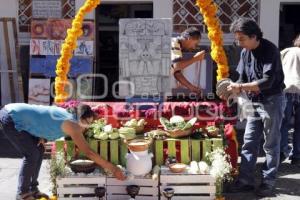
[
  {"left": 291, "top": 158, "right": 300, "bottom": 166},
  {"left": 256, "top": 183, "right": 274, "bottom": 197},
  {"left": 228, "top": 181, "right": 255, "bottom": 193}
]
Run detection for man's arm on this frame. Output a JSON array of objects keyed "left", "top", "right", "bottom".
[
  {"left": 62, "top": 121, "right": 126, "bottom": 180},
  {"left": 172, "top": 50, "right": 205, "bottom": 72}
]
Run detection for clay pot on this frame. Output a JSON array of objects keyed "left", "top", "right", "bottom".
[
  {"left": 126, "top": 139, "right": 152, "bottom": 152},
  {"left": 169, "top": 163, "right": 187, "bottom": 173}
]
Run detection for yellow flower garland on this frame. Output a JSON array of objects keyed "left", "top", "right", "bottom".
[
  {"left": 195, "top": 0, "right": 229, "bottom": 81},
  {"left": 54, "top": 0, "right": 101, "bottom": 103}
]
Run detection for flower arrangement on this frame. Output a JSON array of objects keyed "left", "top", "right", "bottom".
[
  {"left": 48, "top": 151, "right": 71, "bottom": 197},
  {"left": 195, "top": 0, "right": 229, "bottom": 81},
  {"left": 54, "top": 0, "right": 101, "bottom": 103},
  {"left": 206, "top": 148, "right": 232, "bottom": 198},
  {"left": 56, "top": 99, "right": 81, "bottom": 109}
]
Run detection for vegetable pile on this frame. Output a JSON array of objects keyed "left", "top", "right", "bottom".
[{"left": 159, "top": 115, "right": 197, "bottom": 131}]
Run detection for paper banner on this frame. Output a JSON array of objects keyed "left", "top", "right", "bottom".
[
  {"left": 28, "top": 78, "right": 51, "bottom": 105},
  {"left": 30, "top": 55, "right": 93, "bottom": 77}
]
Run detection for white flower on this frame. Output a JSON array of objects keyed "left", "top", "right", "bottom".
[{"left": 207, "top": 148, "right": 232, "bottom": 181}]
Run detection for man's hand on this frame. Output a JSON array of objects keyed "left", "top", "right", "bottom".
[
  {"left": 193, "top": 50, "right": 205, "bottom": 61},
  {"left": 227, "top": 82, "right": 241, "bottom": 95},
  {"left": 188, "top": 85, "right": 203, "bottom": 96},
  {"left": 111, "top": 165, "right": 126, "bottom": 181},
  {"left": 37, "top": 138, "right": 46, "bottom": 147}
]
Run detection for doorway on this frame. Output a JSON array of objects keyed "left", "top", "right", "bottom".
[
  {"left": 94, "top": 3, "right": 153, "bottom": 101},
  {"left": 279, "top": 3, "right": 300, "bottom": 50}
]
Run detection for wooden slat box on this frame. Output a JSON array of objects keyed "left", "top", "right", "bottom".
[
  {"left": 55, "top": 139, "right": 129, "bottom": 166},
  {"left": 160, "top": 166, "right": 216, "bottom": 200},
  {"left": 106, "top": 174, "right": 159, "bottom": 200},
  {"left": 154, "top": 138, "right": 223, "bottom": 166},
  {"left": 57, "top": 173, "right": 106, "bottom": 200}
]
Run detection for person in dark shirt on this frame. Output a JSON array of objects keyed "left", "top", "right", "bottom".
[{"left": 225, "top": 18, "right": 285, "bottom": 197}]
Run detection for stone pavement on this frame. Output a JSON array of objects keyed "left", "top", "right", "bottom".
[{"left": 0, "top": 157, "right": 299, "bottom": 200}]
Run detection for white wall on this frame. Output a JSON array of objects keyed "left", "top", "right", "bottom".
[
  {"left": 0, "top": 0, "right": 18, "bottom": 18},
  {"left": 75, "top": 0, "right": 172, "bottom": 19},
  {"left": 260, "top": 0, "right": 300, "bottom": 46}
]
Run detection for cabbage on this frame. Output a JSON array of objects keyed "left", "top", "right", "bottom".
[
  {"left": 109, "top": 131, "right": 119, "bottom": 140},
  {"left": 183, "top": 117, "right": 197, "bottom": 130},
  {"left": 170, "top": 115, "right": 185, "bottom": 124},
  {"left": 94, "top": 132, "right": 108, "bottom": 140},
  {"left": 125, "top": 119, "right": 138, "bottom": 127},
  {"left": 103, "top": 124, "right": 113, "bottom": 133},
  {"left": 119, "top": 127, "right": 136, "bottom": 140},
  {"left": 137, "top": 119, "right": 145, "bottom": 126}
]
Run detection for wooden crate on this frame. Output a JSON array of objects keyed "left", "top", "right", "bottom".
[
  {"left": 160, "top": 166, "right": 216, "bottom": 200},
  {"left": 55, "top": 139, "right": 129, "bottom": 166},
  {"left": 106, "top": 176, "right": 159, "bottom": 200},
  {"left": 57, "top": 174, "right": 106, "bottom": 200},
  {"left": 154, "top": 138, "right": 223, "bottom": 166},
  {"left": 88, "top": 139, "right": 128, "bottom": 166}
]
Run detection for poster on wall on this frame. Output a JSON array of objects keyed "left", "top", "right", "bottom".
[
  {"left": 30, "top": 55, "right": 93, "bottom": 77},
  {"left": 47, "top": 19, "right": 72, "bottom": 40},
  {"left": 31, "top": 20, "right": 48, "bottom": 39},
  {"left": 32, "top": 0, "right": 62, "bottom": 18},
  {"left": 79, "top": 21, "right": 95, "bottom": 40},
  {"left": 74, "top": 41, "right": 94, "bottom": 56},
  {"left": 28, "top": 78, "right": 51, "bottom": 105},
  {"left": 30, "top": 39, "right": 62, "bottom": 55},
  {"left": 31, "top": 19, "right": 72, "bottom": 40}
]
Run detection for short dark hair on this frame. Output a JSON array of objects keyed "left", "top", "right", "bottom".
[
  {"left": 294, "top": 34, "right": 300, "bottom": 47},
  {"left": 70, "top": 104, "right": 95, "bottom": 120},
  {"left": 181, "top": 27, "right": 201, "bottom": 39},
  {"left": 230, "top": 18, "right": 263, "bottom": 40}
]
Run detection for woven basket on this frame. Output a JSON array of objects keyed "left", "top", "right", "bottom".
[
  {"left": 69, "top": 160, "right": 96, "bottom": 174},
  {"left": 166, "top": 128, "right": 193, "bottom": 138},
  {"left": 216, "top": 78, "right": 232, "bottom": 99}
]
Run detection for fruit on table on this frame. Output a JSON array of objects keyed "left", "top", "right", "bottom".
[
  {"left": 119, "top": 127, "right": 136, "bottom": 140},
  {"left": 198, "top": 161, "right": 209, "bottom": 174},
  {"left": 124, "top": 119, "right": 138, "bottom": 127},
  {"left": 206, "top": 125, "right": 220, "bottom": 137},
  {"left": 147, "top": 129, "right": 169, "bottom": 139},
  {"left": 124, "top": 119, "right": 146, "bottom": 127},
  {"left": 189, "top": 161, "right": 199, "bottom": 173},
  {"left": 137, "top": 119, "right": 145, "bottom": 127}
]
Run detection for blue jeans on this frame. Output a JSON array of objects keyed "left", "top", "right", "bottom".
[
  {"left": 238, "top": 93, "right": 284, "bottom": 187},
  {"left": 280, "top": 93, "right": 300, "bottom": 160},
  {"left": 0, "top": 109, "right": 44, "bottom": 195}
]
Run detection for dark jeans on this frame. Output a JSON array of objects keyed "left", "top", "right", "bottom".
[
  {"left": 238, "top": 93, "right": 284, "bottom": 187},
  {"left": 0, "top": 109, "right": 44, "bottom": 195},
  {"left": 280, "top": 93, "right": 300, "bottom": 160}
]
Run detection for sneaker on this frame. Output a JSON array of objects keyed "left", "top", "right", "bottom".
[
  {"left": 31, "top": 190, "right": 49, "bottom": 199},
  {"left": 16, "top": 193, "right": 35, "bottom": 200},
  {"left": 228, "top": 180, "right": 255, "bottom": 193},
  {"left": 256, "top": 183, "right": 274, "bottom": 197}
]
